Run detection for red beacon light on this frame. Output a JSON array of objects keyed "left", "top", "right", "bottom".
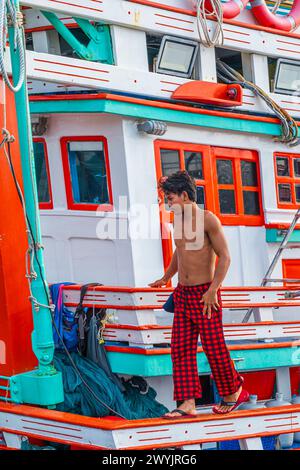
[{"left": 172, "top": 81, "right": 243, "bottom": 107}]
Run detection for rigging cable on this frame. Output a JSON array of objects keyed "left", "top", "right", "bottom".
[{"left": 216, "top": 59, "right": 299, "bottom": 146}]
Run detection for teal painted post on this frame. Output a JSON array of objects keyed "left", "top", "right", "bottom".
[
  {"left": 8, "top": 0, "right": 63, "bottom": 405},
  {"left": 74, "top": 17, "right": 114, "bottom": 64},
  {"left": 41, "top": 11, "right": 90, "bottom": 60}
]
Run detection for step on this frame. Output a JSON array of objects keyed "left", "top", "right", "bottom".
[
  {"left": 1, "top": 401, "right": 300, "bottom": 450},
  {"left": 62, "top": 285, "right": 300, "bottom": 309},
  {"left": 103, "top": 321, "right": 300, "bottom": 346},
  {"left": 104, "top": 339, "right": 300, "bottom": 376}
]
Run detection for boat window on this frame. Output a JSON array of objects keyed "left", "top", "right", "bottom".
[
  {"left": 33, "top": 139, "right": 53, "bottom": 209},
  {"left": 274, "top": 152, "right": 300, "bottom": 208},
  {"left": 184, "top": 151, "right": 203, "bottom": 179},
  {"left": 276, "top": 156, "right": 290, "bottom": 176},
  {"left": 146, "top": 34, "right": 162, "bottom": 73},
  {"left": 59, "top": 28, "right": 90, "bottom": 59},
  {"left": 278, "top": 183, "right": 292, "bottom": 202},
  {"left": 67, "top": 142, "right": 108, "bottom": 204},
  {"left": 156, "top": 142, "right": 263, "bottom": 224},
  {"left": 216, "top": 159, "right": 236, "bottom": 214},
  {"left": 296, "top": 185, "right": 300, "bottom": 203},
  {"left": 268, "top": 57, "right": 277, "bottom": 93},
  {"left": 216, "top": 48, "right": 243, "bottom": 83},
  {"left": 241, "top": 160, "right": 258, "bottom": 186},
  {"left": 242, "top": 191, "right": 260, "bottom": 215},
  {"left": 160, "top": 149, "right": 180, "bottom": 176},
  {"left": 196, "top": 186, "right": 205, "bottom": 208},
  {"left": 293, "top": 158, "right": 300, "bottom": 177},
  {"left": 25, "top": 32, "right": 34, "bottom": 51},
  {"left": 61, "top": 137, "right": 113, "bottom": 211},
  {"left": 158, "top": 145, "right": 207, "bottom": 209},
  {"left": 240, "top": 159, "right": 260, "bottom": 215},
  {"left": 217, "top": 159, "right": 233, "bottom": 185},
  {"left": 218, "top": 189, "right": 236, "bottom": 214}
]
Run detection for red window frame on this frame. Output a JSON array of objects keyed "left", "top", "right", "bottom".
[
  {"left": 33, "top": 137, "right": 53, "bottom": 210},
  {"left": 154, "top": 140, "right": 263, "bottom": 273},
  {"left": 61, "top": 136, "right": 113, "bottom": 211},
  {"left": 274, "top": 152, "right": 300, "bottom": 210},
  {"left": 155, "top": 140, "right": 263, "bottom": 226},
  {"left": 211, "top": 146, "right": 263, "bottom": 226}
]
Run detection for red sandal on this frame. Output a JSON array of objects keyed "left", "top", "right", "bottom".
[{"left": 212, "top": 389, "right": 249, "bottom": 414}]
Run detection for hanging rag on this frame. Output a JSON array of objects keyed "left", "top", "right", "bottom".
[
  {"left": 74, "top": 283, "right": 125, "bottom": 393},
  {"left": 49, "top": 282, "right": 78, "bottom": 350}
]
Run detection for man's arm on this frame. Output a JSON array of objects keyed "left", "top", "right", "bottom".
[
  {"left": 148, "top": 249, "right": 178, "bottom": 287},
  {"left": 200, "top": 212, "right": 231, "bottom": 318},
  {"left": 206, "top": 211, "right": 231, "bottom": 291}
]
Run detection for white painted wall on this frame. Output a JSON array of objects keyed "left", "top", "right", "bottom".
[
  {"left": 121, "top": 118, "right": 286, "bottom": 287},
  {"left": 39, "top": 112, "right": 300, "bottom": 290},
  {"left": 40, "top": 113, "right": 136, "bottom": 285}
]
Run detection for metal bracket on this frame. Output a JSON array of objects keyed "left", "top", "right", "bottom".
[{"left": 41, "top": 11, "right": 114, "bottom": 63}]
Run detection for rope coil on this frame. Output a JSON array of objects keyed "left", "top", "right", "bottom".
[
  {"left": 195, "top": 0, "right": 224, "bottom": 47},
  {"left": 0, "top": 1, "right": 25, "bottom": 92}
]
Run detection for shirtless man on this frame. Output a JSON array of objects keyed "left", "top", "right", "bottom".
[{"left": 149, "top": 170, "right": 248, "bottom": 417}]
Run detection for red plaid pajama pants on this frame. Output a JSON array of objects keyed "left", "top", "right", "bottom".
[{"left": 171, "top": 281, "right": 243, "bottom": 401}]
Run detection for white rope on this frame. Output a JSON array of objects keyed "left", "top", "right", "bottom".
[
  {"left": 0, "top": 0, "right": 25, "bottom": 92},
  {"left": 195, "top": 0, "right": 224, "bottom": 47}
]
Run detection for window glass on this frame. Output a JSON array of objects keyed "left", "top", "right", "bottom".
[
  {"left": 67, "top": 141, "right": 109, "bottom": 204},
  {"left": 295, "top": 184, "right": 300, "bottom": 203},
  {"left": 241, "top": 160, "right": 257, "bottom": 186},
  {"left": 278, "top": 183, "right": 292, "bottom": 202},
  {"left": 33, "top": 141, "right": 51, "bottom": 204},
  {"left": 196, "top": 186, "right": 205, "bottom": 208},
  {"left": 160, "top": 149, "right": 180, "bottom": 176},
  {"left": 243, "top": 191, "right": 260, "bottom": 215},
  {"left": 219, "top": 189, "right": 236, "bottom": 214},
  {"left": 216, "top": 48, "right": 243, "bottom": 83},
  {"left": 293, "top": 158, "right": 300, "bottom": 177},
  {"left": 217, "top": 159, "right": 233, "bottom": 184},
  {"left": 276, "top": 156, "right": 290, "bottom": 176},
  {"left": 184, "top": 151, "right": 203, "bottom": 179}
]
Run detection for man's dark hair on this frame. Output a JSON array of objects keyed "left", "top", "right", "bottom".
[{"left": 158, "top": 170, "right": 197, "bottom": 202}]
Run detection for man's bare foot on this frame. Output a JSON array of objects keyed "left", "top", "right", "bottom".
[
  {"left": 213, "top": 385, "right": 242, "bottom": 413},
  {"left": 164, "top": 399, "right": 198, "bottom": 418}
]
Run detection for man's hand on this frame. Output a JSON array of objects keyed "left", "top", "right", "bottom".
[
  {"left": 148, "top": 277, "right": 169, "bottom": 288},
  {"left": 199, "top": 289, "right": 220, "bottom": 319}
]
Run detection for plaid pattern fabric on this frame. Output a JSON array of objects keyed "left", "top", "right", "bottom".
[{"left": 171, "top": 282, "right": 243, "bottom": 401}]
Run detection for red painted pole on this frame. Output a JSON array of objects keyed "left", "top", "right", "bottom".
[{"left": 0, "top": 79, "right": 36, "bottom": 397}]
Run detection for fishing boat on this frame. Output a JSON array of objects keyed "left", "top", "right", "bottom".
[{"left": 1, "top": 0, "right": 300, "bottom": 451}]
